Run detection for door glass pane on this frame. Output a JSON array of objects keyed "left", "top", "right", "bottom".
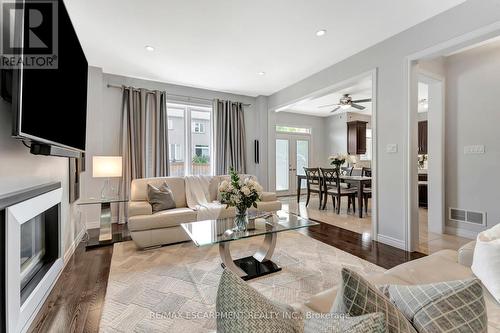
[
  {"left": 190, "top": 109, "right": 211, "bottom": 175},
  {"left": 276, "top": 139, "right": 289, "bottom": 191},
  {"left": 296, "top": 140, "right": 309, "bottom": 189},
  {"left": 168, "top": 107, "right": 185, "bottom": 176}
]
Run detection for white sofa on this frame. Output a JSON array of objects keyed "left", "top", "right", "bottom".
[
  {"left": 127, "top": 175, "right": 282, "bottom": 249},
  {"left": 296, "top": 242, "right": 500, "bottom": 331}
]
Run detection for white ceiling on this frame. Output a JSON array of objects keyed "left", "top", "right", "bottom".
[
  {"left": 65, "top": 0, "right": 465, "bottom": 97},
  {"left": 278, "top": 76, "right": 372, "bottom": 117}
]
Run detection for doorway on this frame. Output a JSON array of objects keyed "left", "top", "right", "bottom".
[{"left": 275, "top": 133, "right": 310, "bottom": 196}]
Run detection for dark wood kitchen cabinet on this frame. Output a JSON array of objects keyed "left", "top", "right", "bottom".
[
  {"left": 418, "top": 121, "right": 428, "bottom": 154},
  {"left": 347, "top": 121, "right": 367, "bottom": 155}
]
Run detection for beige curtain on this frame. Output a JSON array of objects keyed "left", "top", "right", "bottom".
[
  {"left": 119, "top": 86, "right": 169, "bottom": 221},
  {"left": 214, "top": 99, "right": 246, "bottom": 175}
]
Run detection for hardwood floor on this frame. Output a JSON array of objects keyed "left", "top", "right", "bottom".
[
  {"left": 281, "top": 195, "right": 473, "bottom": 255},
  {"left": 27, "top": 239, "right": 112, "bottom": 333},
  {"left": 298, "top": 222, "right": 425, "bottom": 269},
  {"left": 28, "top": 214, "right": 426, "bottom": 332}
]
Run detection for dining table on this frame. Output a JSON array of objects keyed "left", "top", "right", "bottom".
[{"left": 296, "top": 174, "right": 372, "bottom": 218}]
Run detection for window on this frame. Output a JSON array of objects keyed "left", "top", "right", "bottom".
[
  {"left": 167, "top": 107, "right": 186, "bottom": 176},
  {"left": 192, "top": 122, "right": 205, "bottom": 133},
  {"left": 167, "top": 103, "right": 212, "bottom": 176},
  {"left": 360, "top": 129, "right": 372, "bottom": 161},
  {"left": 194, "top": 145, "right": 209, "bottom": 158},
  {"left": 169, "top": 144, "right": 183, "bottom": 161},
  {"left": 275, "top": 125, "right": 311, "bottom": 134}
]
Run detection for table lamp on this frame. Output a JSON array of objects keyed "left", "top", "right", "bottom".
[{"left": 92, "top": 156, "right": 123, "bottom": 199}]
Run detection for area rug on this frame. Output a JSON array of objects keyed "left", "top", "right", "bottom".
[{"left": 99, "top": 231, "right": 385, "bottom": 332}]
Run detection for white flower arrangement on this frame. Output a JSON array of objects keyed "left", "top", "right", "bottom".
[
  {"left": 218, "top": 168, "right": 263, "bottom": 212},
  {"left": 329, "top": 153, "right": 352, "bottom": 168}
]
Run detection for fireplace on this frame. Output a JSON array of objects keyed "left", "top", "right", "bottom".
[
  {"left": 1, "top": 183, "right": 62, "bottom": 333},
  {"left": 18, "top": 203, "right": 59, "bottom": 306}
]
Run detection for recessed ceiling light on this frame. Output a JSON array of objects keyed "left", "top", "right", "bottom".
[
  {"left": 145, "top": 45, "right": 155, "bottom": 52},
  {"left": 316, "top": 29, "right": 327, "bottom": 37},
  {"left": 257, "top": 71, "right": 266, "bottom": 76}
]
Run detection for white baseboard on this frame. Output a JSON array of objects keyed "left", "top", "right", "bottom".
[
  {"left": 445, "top": 226, "right": 477, "bottom": 240},
  {"left": 377, "top": 234, "right": 406, "bottom": 250},
  {"left": 63, "top": 226, "right": 86, "bottom": 265}
]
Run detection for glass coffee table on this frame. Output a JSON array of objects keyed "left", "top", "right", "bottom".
[{"left": 181, "top": 211, "right": 318, "bottom": 280}]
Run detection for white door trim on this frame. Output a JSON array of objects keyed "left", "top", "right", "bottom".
[
  {"left": 275, "top": 133, "right": 311, "bottom": 196},
  {"left": 405, "top": 21, "right": 500, "bottom": 251}
]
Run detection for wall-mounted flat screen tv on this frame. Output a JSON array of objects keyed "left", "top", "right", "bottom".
[{"left": 11, "top": 0, "right": 88, "bottom": 153}]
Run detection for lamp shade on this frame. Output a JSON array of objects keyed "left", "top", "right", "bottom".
[{"left": 92, "top": 156, "right": 123, "bottom": 178}]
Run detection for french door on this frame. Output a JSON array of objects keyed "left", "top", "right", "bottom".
[{"left": 275, "top": 134, "right": 310, "bottom": 196}]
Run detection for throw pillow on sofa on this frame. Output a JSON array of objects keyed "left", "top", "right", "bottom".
[
  {"left": 147, "top": 182, "right": 176, "bottom": 213},
  {"left": 216, "top": 268, "right": 387, "bottom": 333},
  {"left": 216, "top": 268, "right": 303, "bottom": 333},
  {"left": 304, "top": 312, "right": 386, "bottom": 333},
  {"left": 331, "top": 268, "right": 417, "bottom": 333},
  {"left": 379, "top": 279, "right": 487, "bottom": 333},
  {"left": 471, "top": 223, "right": 500, "bottom": 304}
]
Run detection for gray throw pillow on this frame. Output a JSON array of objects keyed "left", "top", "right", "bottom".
[
  {"left": 147, "top": 182, "right": 176, "bottom": 213},
  {"left": 216, "top": 268, "right": 303, "bottom": 333},
  {"left": 304, "top": 313, "right": 386, "bottom": 333},
  {"left": 331, "top": 268, "right": 417, "bottom": 333},
  {"left": 378, "top": 279, "right": 487, "bottom": 333},
  {"left": 216, "top": 268, "right": 387, "bottom": 333}
]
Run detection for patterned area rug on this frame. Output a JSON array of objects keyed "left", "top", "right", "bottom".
[{"left": 99, "top": 231, "right": 385, "bottom": 332}]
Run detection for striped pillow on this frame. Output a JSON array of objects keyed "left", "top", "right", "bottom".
[
  {"left": 304, "top": 312, "right": 386, "bottom": 333},
  {"left": 331, "top": 268, "right": 417, "bottom": 333},
  {"left": 379, "top": 279, "right": 487, "bottom": 333}
]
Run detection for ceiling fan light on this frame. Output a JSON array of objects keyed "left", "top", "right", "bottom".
[{"left": 316, "top": 29, "right": 327, "bottom": 37}]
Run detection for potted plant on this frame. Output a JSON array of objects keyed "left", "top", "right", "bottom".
[{"left": 218, "top": 168, "right": 263, "bottom": 231}]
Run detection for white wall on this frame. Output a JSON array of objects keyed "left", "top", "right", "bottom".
[
  {"left": 267, "top": 0, "right": 500, "bottom": 249},
  {"left": 82, "top": 68, "right": 267, "bottom": 227},
  {"left": 444, "top": 40, "right": 500, "bottom": 235},
  {"left": 325, "top": 114, "right": 347, "bottom": 157},
  {"left": 0, "top": 87, "right": 83, "bottom": 260},
  {"left": 325, "top": 112, "right": 372, "bottom": 160}
]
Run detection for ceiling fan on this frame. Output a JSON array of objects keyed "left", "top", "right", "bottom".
[{"left": 319, "top": 94, "right": 372, "bottom": 113}]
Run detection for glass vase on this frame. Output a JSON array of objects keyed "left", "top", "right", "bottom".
[{"left": 234, "top": 207, "right": 248, "bottom": 231}]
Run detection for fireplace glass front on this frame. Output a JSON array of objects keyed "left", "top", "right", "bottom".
[{"left": 19, "top": 204, "right": 59, "bottom": 305}]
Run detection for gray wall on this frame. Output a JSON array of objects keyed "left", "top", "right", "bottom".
[
  {"left": 0, "top": 82, "right": 85, "bottom": 260},
  {"left": 267, "top": 0, "right": 500, "bottom": 248},
  {"left": 445, "top": 40, "right": 500, "bottom": 235},
  {"left": 325, "top": 112, "right": 372, "bottom": 162}
]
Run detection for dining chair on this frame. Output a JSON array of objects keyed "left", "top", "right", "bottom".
[
  {"left": 361, "top": 167, "right": 372, "bottom": 213},
  {"left": 341, "top": 166, "right": 353, "bottom": 176},
  {"left": 350, "top": 168, "right": 363, "bottom": 176},
  {"left": 320, "top": 168, "right": 357, "bottom": 214},
  {"left": 303, "top": 167, "right": 322, "bottom": 209}
]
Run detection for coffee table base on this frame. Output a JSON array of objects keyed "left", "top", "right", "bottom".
[
  {"left": 219, "top": 231, "right": 280, "bottom": 280},
  {"left": 221, "top": 258, "right": 282, "bottom": 281}
]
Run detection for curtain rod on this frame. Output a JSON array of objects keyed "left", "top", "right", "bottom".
[{"left": 106, "top": 84, "right": 251, "bottom": 107}]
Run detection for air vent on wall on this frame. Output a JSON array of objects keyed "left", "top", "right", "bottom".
[{"left": 449, "top": 208, "right": 486, "bottom": 226}]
